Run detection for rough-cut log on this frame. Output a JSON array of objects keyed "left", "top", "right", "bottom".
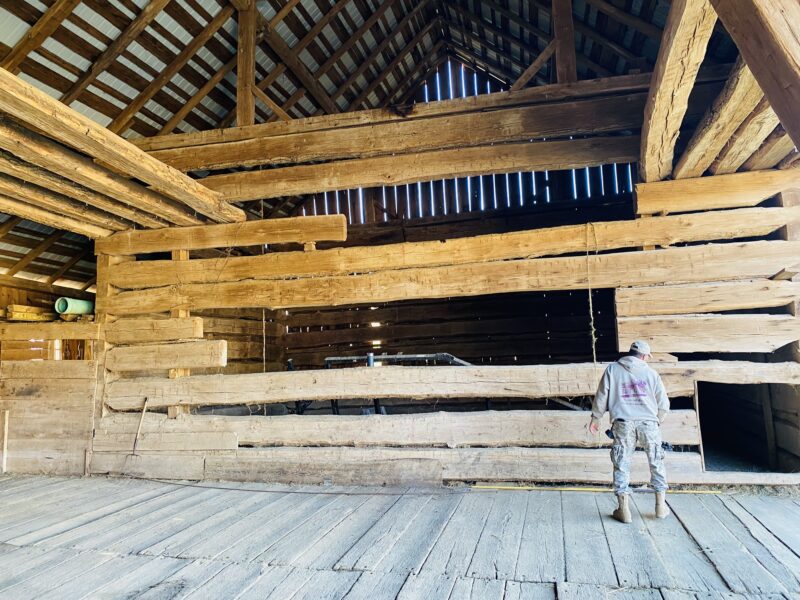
[
  {"left": 673, "top": 58, "right": 764, "bottom": 179},
  {"left": 616, "top": 280, "right": 800, "bottom": 317},
  {"left": 709, "top": 0, "right": 800, "bottom": 149},
  {"left": 96, "top": 409, "right": 701, "bottom": 448},
  {"left": 618, "top": 314, "right": 800, "bottom": 353},
  {"left": 236, "top": 0, "right": 256, "bottom": 127},
  {"left": 742, "top": 127, "right": 797, "bottom": 172},
  {"left": 106, "top": 207, "right": 800, "bottom": 290},
  {"left": 149, "top": 92, "right": 650, "bottom": 172},
  {"left": 552, "top": 0, "right": 577, "bottom": 83},
  {"left": 95, "top": 215, "right": 347, "bottom": 255},
  {"left": 0, "top": 67, "right": 244, "bottom": 223},
  {"left": 105, "top": 340, "right": 227, "bottom": 372},
  {"left": 202, "top": 136, "right": 640, "bottom": 202},
  {"left": 0, "top": 193, "right": 112, "bottom": 239},
  {"left": 104, "top": 361, "right": 800, "bottom": 411},
  {"left": 710, "top": 98, "right": 780, "bottom": 175},
  {"left": 104, "top": 317, "right": 204, "bottom": 345},
  {"left": 639, "top": 0, "right": 717, "bottom": 182},
  {"left": 0, "top": 322, "right": 100, "bottom": 341},
  {"left": 99, "top": 240, "right": 800, "bottom": 314},
  {"left": 92, "top": 431, "right": 238, "bottom": 452},
  {"left": 635, "top": 168, "right": 800, "bottom": 215}
]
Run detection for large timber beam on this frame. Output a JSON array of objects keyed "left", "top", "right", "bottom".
[
  {"left": 639, "top": 0, "right": 716, "bottom": 182},
  {"left": 0, "top": 193, "right": 112, "bottom": 239},
  {"left": 710, "top": 98, "right": 780, "bottom": 175},
  {"left": 0, "top": 67, "right": 244, "bottom": 223},
  {"left": 235, "top": 0, "right": 256, "bottom": 127},
  {"left": 709, "top": 0, "right": 800, "bottom": 149},
  {"left": 552, "top": 0, "right": 577, "bottom": 83},
  {"left": 201, "top": 136, "right": 640, "bottom": 202}
]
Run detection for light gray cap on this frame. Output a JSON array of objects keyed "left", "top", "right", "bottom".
[{"left": 630, "top": 340, "right": 652, "bottom": 355}]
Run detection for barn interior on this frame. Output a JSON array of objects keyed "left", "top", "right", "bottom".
[{"left": 0, "top": 1, "right": 800, "bottom": 596}]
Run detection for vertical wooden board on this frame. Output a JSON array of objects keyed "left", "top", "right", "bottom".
[
  {"left": 561, "top": 492, "right": 617, "bottom": 586},
  {"left": 418, "top": 490, "right": 495, "bottom": 577},
  {"left": 595, "top": 493, "right": 673, "bottom": 589},
  {"left": 396, "top": 573, "right": 457, "bottom": 599},
  {"left": 515, "top": 491, "right": 565, "bottom": 583},
  {"left": 339, "top": 571, "right": 407, "bottom": 600},
  {"left": 371, "top": 492, "right": 462, "bottom": 574},
  {"left": 504, "top": 581, "right": 558, "bottom": 599},
  {"left": 135, "top": 558, "right": 229, "bottom": 600},
  {"left": 630, "top": 494, "right": 729, "bottom": 593},
  {"left": 254, "top": 492, "right": 371, "bottom": 566},
  {"left": 667, "top": 494, "right": 787, "bottom": 594},
  {"left": 467, "top": 490, "right": 528, "bottom": 580},
  {"left": 696, "top": 495, "right": 800, "bottom": 592},
  {"left": 290, "top": 494, "right": 401, "bottom": 570},
  {"left": 333, "top": 493, "right": 431, "bottom": 571}
]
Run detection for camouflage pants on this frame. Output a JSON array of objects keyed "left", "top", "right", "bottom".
[{"left": 611, "top": 419, "right": 668, "bottom": 496}]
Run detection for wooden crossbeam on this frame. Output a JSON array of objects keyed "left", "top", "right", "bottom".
[
  {"left": 0, "top": 0, "right": 81, "bottom": 75},
  {"left": 268, "top": 0, "right": 303, "bottom": 27},
  {"left": 108, "top": 5, "right": 234, "bottom": 134},
  {"left": 47, "top": 249, "right": 90, "bottom": 285},
  {"left": 711, "top": 98, "right": 780, "bottom": 175},
  {"left": 0, "top": 217, "right": 22, "bottom": 238},
  {"left": 585, "top": 0, "right": 662, "bottom": 40},
  {"left": 511, "top": 42, "right": 556, "bottom": 91},
  {"left": 252, "top": 86, "right": 291, "bottom": 121},
  {"left": 0, "top": 70, "right": 244, "bottom": 223},
  {"left": 6, "top": 231, "right": 64, "bottom": 277},
  {"left": 0, "top": 193, "right": 112, "bottom": 238},
  {"left": 710, "top": 0, "right": 800, "bottom": 149},
  {"left": 552, "top": 0, "right": 577, "bottom": 83},
  {"left": 673, "top": 58, "right": 764, "bottom": 180},
  {"left": 235, "top": 0, "right": 256, "bottom": 127},
  {"left": 61, "top": 0, "right": 172, "bottom": 105},
  {"left": 639, "top": 0, "right": 717, "bottom": 182},
  {"left": 743, "top": 126, "right": 797, "bottom": 172}
]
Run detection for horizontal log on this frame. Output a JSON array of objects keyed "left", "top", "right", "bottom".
[
  {"left": 0, "top": 322, "right": 100, "bottom": 340},
  {"left": 618, "top": 314, "right": 800, "bottom": 353},
  {"left": 96, "top": 409, "right": 701, "bottom": 448},
  {"left": 99, "top": 241, "right": 800, "bottom": 314},
  {"left": 0, "top": 360, "right": 97, "bottom": 379},
  {"left": 90, "top": 453, "right": 206, "bottom": 480},
  {"left": 635, "top": 168, "right": 800, "bottom": 215},
  {"left": 92, "top": 431, "right": 238, "bottom": 452},
  {"left": 202, "top": 136, "right": 640, "bottom": 202},
  {"left": 105, "top": 340, "right": 227, "bottom": 372},
  {"left": 203, "top": 447, "right": 704, "bottom": 485},
  {"left": 104, "top": 317, "right": 204, "bottom": 345},
  {"left": 616, "top": 280, "right": 800, "bottom": 316},
  {"left": 104, "top": 361, "right": 800, "bottom": 411},
  {"left": 0, "top": 272, "right": 93, "bottom": 300},
  {"left": 105, "top": 207, "right": 800, "bottom": 291},
  {"left": 151, "top": 92, "right": 650, "bottom": 171},
  {"left": 95, "top": 215, "right": 347, "bottom": 255}
]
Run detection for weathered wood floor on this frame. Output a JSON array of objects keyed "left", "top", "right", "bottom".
[{"left": 1, "top": 476, "right": 799, "bottom": 599}]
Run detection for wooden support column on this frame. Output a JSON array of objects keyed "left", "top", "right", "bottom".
[
  {"left": 0, "top": 409, "right": 8, "bottom": 474},
  {"left": 552, "top": 0, "right": 577, "bottom": 83},
  {"left": 709, "top": 0, "right": 800, "bottom": 149},
  {"left": 168, "top": 249, "right": 191, "bottom": 418},
  {"left": 236, "top": 0, "right": 256, "bottom": 127}
]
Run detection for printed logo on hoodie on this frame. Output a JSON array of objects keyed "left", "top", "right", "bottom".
[{"left": 620, "top": 379, "right": 649, "bottom": 403}]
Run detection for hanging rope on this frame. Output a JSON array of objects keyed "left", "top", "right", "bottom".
[{"left": 585, "top": 222, "right": 599, "bottom": 367}]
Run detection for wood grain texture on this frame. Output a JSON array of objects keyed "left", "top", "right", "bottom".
[
  {"left": 104, "top": 317, "right": 204, "bottom": 345},
  {"left": 710, "top": 98, "right": 781, "bottom": 175},
  {"left": 105, "top": 340, "right": 227, "bottom": 372}
]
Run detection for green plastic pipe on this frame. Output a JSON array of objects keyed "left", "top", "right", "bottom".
[{"left": 54, "top": 297, "right": 94, "bottom": 315}]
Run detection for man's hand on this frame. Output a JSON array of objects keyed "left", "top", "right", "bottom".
[{"left": 588, "top": 418, "right": 600, "bottom": 435}]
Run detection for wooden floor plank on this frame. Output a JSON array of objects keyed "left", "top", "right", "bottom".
[
  {"left": 449, "top": 577, "right": 505, "bottom": 599},
  {"left": 341, "top": 572, "right": 408, "bottom": 600},
  {"left": 140, "top": 487, "right": 284, "bottom": 557},
  {"left": 333, "top": 492, "right": 432, "bottom": 571},
  {"left": 734, "top": 495, "right": 800, "bottom": 559},
  {"left": 397, "top": 573, "right": 458, "bottom": 599},
  {"left": 371, "top": 491, "right": 463, "bottom": 574},
  {"left": 596, "top": 492, "right": 673, "bottom": 589},
  {"left": 698, "top": 495, "right": 800, "bottom": 593},
  {"left": 0, "top": 546, "right": 78, "bottom": 593},
  {"left": 557, "top": 583, "right": 662, "bottom": 599},
  {"left": 467, "top": 490, "right": 529, "bottom": 580},
  {"left": 252, "top": 566, "right": 316, "bottom": 598},
  {"left": 5, "top": 551, "right": 122, "bottom": 600},
  {"left": 255, "top": 490, "right": 370, "bottom": 566},
  {"left": 83, "top": 556, "right": 190, "bottom": 599},
  {"left": 516, "top": 491, "right": 565, "bottom": 583},
  {"left": 136, "top": 558, "right": 231, "bottom": 600},
  {"left": 668, "top": 494, "right": 788, "bottom": 595},
  {"left": 291, "top": 494, "right": 401, "bottom": 570},
  {"left": 183, "top": 562, "right": 266, "bottom": 598},
  {"left": 503, "top": 581, "right": 558, "bottom": 599},
  {"left": 561, "top": 492, "right": 617, "bottom": 586},
  {"left": 631, "top": 494, "right": 729, "bottom": 593},
  {"left": 290, "top": 568, "right": 362, "bottom": 600},
  {"left": 418, "top": 490, "right": 495, "bottom": 577},
  {"left": 234, "top": 565, "right": 297, "bottom": 600}
]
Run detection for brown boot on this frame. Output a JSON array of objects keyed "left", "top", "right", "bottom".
[
  {"left": 655, "top": 492, "right": 670, "bottom": 519},
  {"left": 612, "top": 494, "right": 632, "bottom": 524}
]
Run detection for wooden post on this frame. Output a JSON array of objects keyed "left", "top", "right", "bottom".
[
  {"left": 168, "top": 249, "right": 191, "bottom": 419},
  {"left": 552, "top": 0, "right": 577, "bottom": 83},
  {"left": 236, "top": 0, "right": 256, "bottom": 127},
  {"left": 0, "top": 409, "right": 8, "bottom": 474}
]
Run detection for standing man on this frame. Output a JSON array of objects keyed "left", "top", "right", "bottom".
[{"left": 589, "top": 340, "right": 670, "bottom": 523}]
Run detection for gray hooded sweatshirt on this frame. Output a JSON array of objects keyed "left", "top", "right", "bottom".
[{"left": 591, "top": 356, "right": 669, "bottom": 423}]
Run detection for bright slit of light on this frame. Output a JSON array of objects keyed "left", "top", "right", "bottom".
[
  {"left": 372, "top": 340, "right": 382, "bottom": 347},
  {"left": 370, "top": 322, "right": 381, "bottom": 328}
]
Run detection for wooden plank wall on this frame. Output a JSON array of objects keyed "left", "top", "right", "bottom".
[
  {"left": 0, "top": 361, "right": 96, "bottom": 475},
  {"left": 0, "top": 283, "right": 57, "bottom": 360}
]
